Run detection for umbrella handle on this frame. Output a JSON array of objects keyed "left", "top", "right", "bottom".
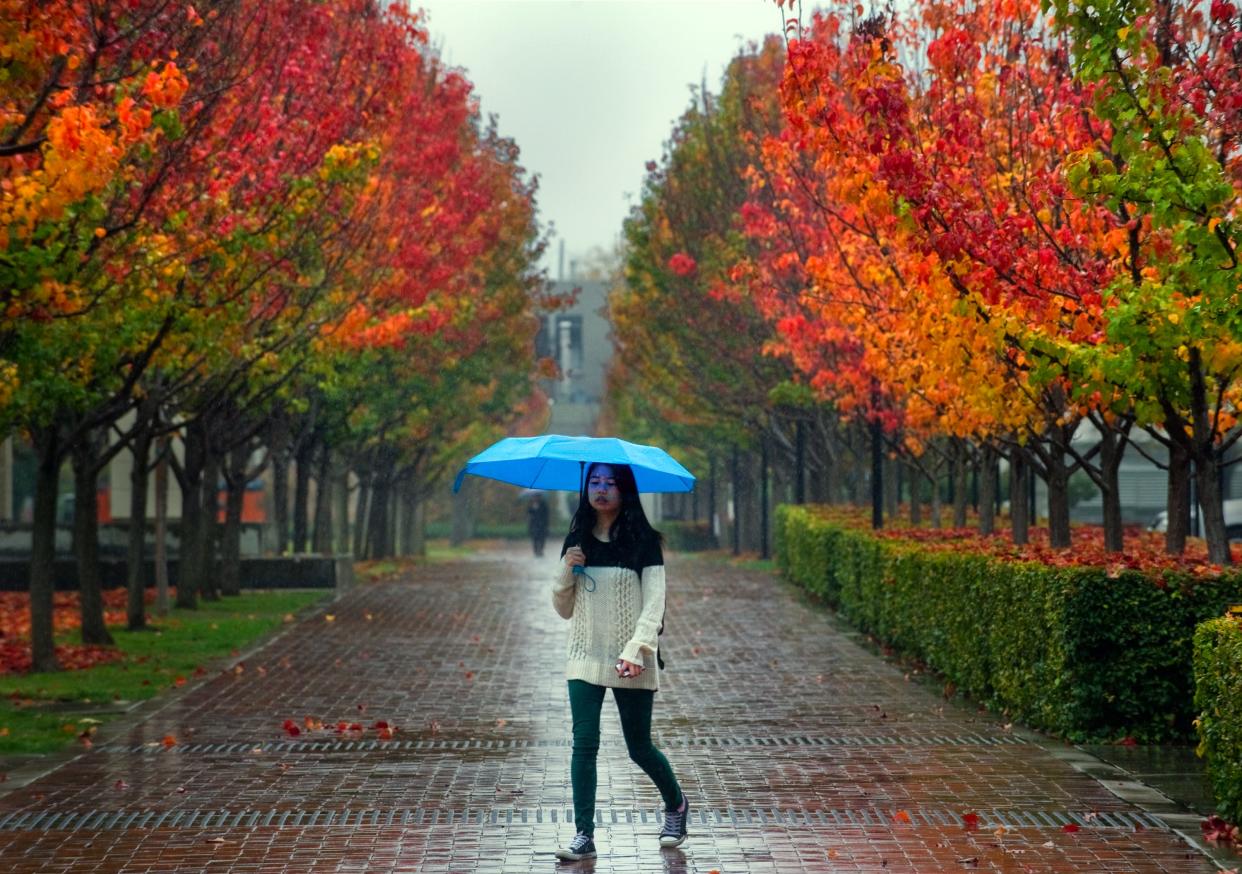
[{"left": 572, "top": 565, "right": 596, "bottom": 592}]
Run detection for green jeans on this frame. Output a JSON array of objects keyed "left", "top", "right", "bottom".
[{"left": 568, "top": 679, "right": 683, "bottom": 837}]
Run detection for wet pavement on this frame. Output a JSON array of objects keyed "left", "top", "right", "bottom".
[{"left": 0, "top": 545, "right": 1233, "bottom": 872}]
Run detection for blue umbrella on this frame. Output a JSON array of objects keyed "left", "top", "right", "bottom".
[{"left": 452, "top": 434, "right": 695, "bottom": 494}]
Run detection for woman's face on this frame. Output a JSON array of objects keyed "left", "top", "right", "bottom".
[{"left": 587, "top": 465, "right": 621, "bottom": 515}]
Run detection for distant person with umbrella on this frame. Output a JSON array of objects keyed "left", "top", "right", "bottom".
[
  {"left": 552, "top": 462, "right": 688, "bottom": 861},
  {"left": 525, "top": 492, "right": 549, "bottom": 556}
]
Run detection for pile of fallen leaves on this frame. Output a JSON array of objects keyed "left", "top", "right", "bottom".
[
  {"left": 281, "top": 715, "right": 397, "bottom": 740},
  {"left": 807, "top": 506, "right": 1242, "bottom": 578},
  {"left": 0, "top": 588, "right": 170, "bottom": 674}
]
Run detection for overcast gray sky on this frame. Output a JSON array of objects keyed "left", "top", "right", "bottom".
[{"left": 414, "top": 0, "right": 784, "bottom": 277}]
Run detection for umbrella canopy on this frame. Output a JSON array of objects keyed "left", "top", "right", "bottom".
[{"left": 453, "top": 435, "right": 695, "bottom": 494}]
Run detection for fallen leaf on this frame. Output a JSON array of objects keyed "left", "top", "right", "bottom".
[
  {"left": 1061, "top": 823, "right": 1080, "bottom": 833},
  {"left": 894, "top": 810, "right": 912, "bottom": 823},
  {"left": 324, "top": 614, "right": 335, "bottom": 622},
  {"left": 162, "top": 735, "right": 177, "bottom": 747},
  {"left": 114, "top": 779, "right": 128, "bottom": 790},
  {"left": 281, "top": 720, "right": 301, "bottom": 737},
  {"left": 962, "top": 812, "right": 980, "bottom": 830}
]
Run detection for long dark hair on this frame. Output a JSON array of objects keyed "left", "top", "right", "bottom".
[{"left": 567, "top": 462, "right": 662, "bottom": 554}]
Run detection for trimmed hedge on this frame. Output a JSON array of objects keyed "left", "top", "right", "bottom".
[
  {"left": 775, "top": 505, "right": 1242, "bottom": 742},
  {"left": 1194, "top": 616, "right": 1242, "bottom": 825}
]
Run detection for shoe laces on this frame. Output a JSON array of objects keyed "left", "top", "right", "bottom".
[
  {"left": 661, "top": 805, "right": 686, "bottom": 834},
  {"left": 569, "top": 833, "right": 592, "bottom": 851}
]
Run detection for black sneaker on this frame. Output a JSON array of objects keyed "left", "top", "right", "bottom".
[
  {"left": 659, "top": 797, "right": 689, "bottom": 847},
  {"left": 555, "top": 832, "right": 597, "bottom": 861}
]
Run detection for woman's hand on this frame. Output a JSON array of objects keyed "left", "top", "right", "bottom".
[
  {"left": 564, "top": 546, "right": 586, "bottom": 569},
  {"left": 616, "top": 659, "right": 643, "bottom": 679}
]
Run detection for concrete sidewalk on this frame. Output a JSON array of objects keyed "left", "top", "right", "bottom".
[{"left": 0, "top": 545, "right": 1234, "bottom": 872}]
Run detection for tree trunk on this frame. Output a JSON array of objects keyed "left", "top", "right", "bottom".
[
  {"left": 335, "top": 466, "right": 351, "bottom": 555},
  {"left": 175, "top": 422, "right": 206, "bottom": 610},
  {"left": 387, "top": 485, "right": 398, "bottom": 558},
  {"left": 1097, "top": 421, "right": 1130, "bottom": 554},
  {"left": 1165, "top": 440, "right": 1192, "bottom": 555},
  {"left": 1010, "top": 451, "right": 1030, "bottom": 545},
  {"left": 760, "top": 439, "right": 770, "bottom": 558},
  {"left": 909, "top": 461, "right": 922, "bottom": 526},
  {"left": 199, "top": 449, "right": 221, "bottom": 601},
  {"left": 369, "top": 461, "right": 393, "bottom": 559},
  {"left": 870, "top": 420, "right": 883, "bottom": 530},
  {"left": 397, "top": 476, "right": 413, "bottom": 556},
  {"left": 72, "top": 435, "right": 113, "bottom": 646},
  {"left": 978, "top": 445, "right": 997, "bottom": 536},
  {"left": 884, "top": 452, "right": 899, "bottom": 520},
  {"left": 409, "top": 488, "right": 426, "bottom": 557},
  {"left": 353, "top": 473, "right": 370, "bottom": 558},
  {"left": 731, "top": 446, "right": 741, "bottom": 556},
  {"left": 154, "top": 436, "right": 170, "bottom": 615},
  {"left": 851, "top": 427, "right": 868, "bottom": 506},
  {"left": 127, "top": 413, "right": 154, "bottom": 631},
  {"left": 811, "top": 437, "right": 832, "bottom": 504},
  {"left": 794, "top": 420, "right": 806, "bottom": 504},
  {"left": 271, "top": 451, "right": 289, "bottom": 555},
  {"left": 29, "top": 428, "right": 62, "bottom": 672},
  {"left": 952, "top": 441, "right": 969, "bottom": 529},
  {"left": 292, "top": 439, "right": 313, "bottom": 553},
  {"left": 220, "top": 445, "right": 247, "bottom": 596},
  {"left": 1196, "top": 451, "right": 1230, "bottom": 565},
  {"left": 929, "top": 459, "right": 943, "bottom": 529},
  {"left": 1188, "top": 349, "right": 1231, "bottom": 565},
  {"left": 312, "top": 448, "right": 333, "bottom": 554},
  {"left": 1043, "top": 438, "right": 1073, "bottom": 550}
]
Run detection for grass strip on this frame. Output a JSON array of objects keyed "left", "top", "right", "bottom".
[{"left": 0, "top": 590, "right": 328, "bottom": 755}]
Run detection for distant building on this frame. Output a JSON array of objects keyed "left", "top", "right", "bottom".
[{"left": 535, "top": 279, "right": 613, "bottom": 436}]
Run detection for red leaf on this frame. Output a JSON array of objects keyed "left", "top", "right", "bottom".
[
  {"left": 281, "top": 719, "right": 301, "bottom": 737},
  {"left": 961, "top": 812, "right": 980, "bottom": 830},
  {"left": 1061, "top": 823, "right": 1080, "bottom": 833}
]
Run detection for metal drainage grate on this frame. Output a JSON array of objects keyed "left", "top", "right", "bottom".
[
  {"left": 93, "top": 733, "right": 1028, "bottom": 756},
  {"left": 0, "top": 806, "right": 1165, "bottom": 832}
]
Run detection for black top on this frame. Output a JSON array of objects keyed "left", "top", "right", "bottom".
[{"left": 560, "top": 530, "right": 663, "bottom": 573}]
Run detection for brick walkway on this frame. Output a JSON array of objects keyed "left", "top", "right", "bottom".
[{"left": 0, "top": 546, "right": 1228, "bottom": 872}]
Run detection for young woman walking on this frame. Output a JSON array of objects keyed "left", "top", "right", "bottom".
[{"left": 552, "top": 462, "right": 688, "bottom": 861}]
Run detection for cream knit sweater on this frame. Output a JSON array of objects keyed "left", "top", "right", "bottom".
[{"left": 552, "top": 533, "right": 666, "bottom": 691}]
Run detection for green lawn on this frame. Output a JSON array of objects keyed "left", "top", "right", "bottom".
[{"left": 0, "top": 590, "right": 328, "bottom": 755}]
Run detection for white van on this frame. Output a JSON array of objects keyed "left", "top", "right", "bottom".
[{"left": 1148, "top": 498, "right": 1242, "bottom": 541}]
